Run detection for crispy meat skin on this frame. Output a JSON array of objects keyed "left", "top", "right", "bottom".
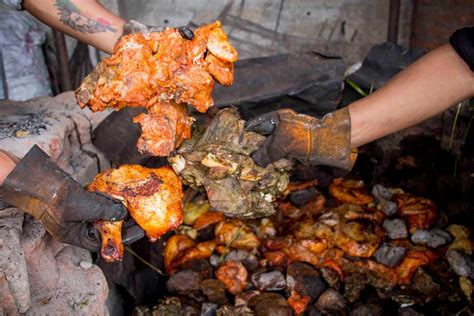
[
  {"left": 216, "top": 260, "right": 248, "bottom": 294},
  {"left": 76, "top": 21, "right": 237, "bottom": 156},
  {"left": 87, "top": 165, "right": 184, "bottom": 261},
  {"left": 329, "top": 178, "right": 374, "bottom": 205},
  {"left": 394, "top": 193, "right": 437, "bottom": 233}
]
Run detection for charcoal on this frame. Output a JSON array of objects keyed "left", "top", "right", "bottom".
[
  {"left": 287, "top": 261, "right": 327, "bottom": 299},
  {"left": 250, "top": 270, "right": 286, "bottom": 291},
  {"left": 182, "top": 259, "right": 214, "bottom": 279},
  {"left": 225, "top": 250, "right": 259, "bottom": 271},
  {"left": 411, "top": 228, "right": 452, "bottom": 248},
  {"left": 371, "top": 184, "right": 392, "bottom": 201},
  {"left": 289, "top": 187, "right": 318, "bottom": 206},
  {"left": 446, "top": 249, "right": 474, "bottom": 278},
  {"left": 350, "top": 304, "right": 383, "bottom": 316},
  {"left": 209, "top": 254, "right": 221, "bottom": 267},
  {"left": 182, "top": 305, "right": 200, "bottom": 316},
  {"left": 315, "top": 288, "right": 347, "bottom": 314},
  {"left": 201, "top": 303, "right": 219, "bottom": 316},
  {"left": 216, "top": 305, "right": 253, "bottom": 316},
  {"left": 200, "top": 279, "right": 228, "bottom": 304},
  {"left": 374, "top": 243, "right": 407, "bottom": 268},
  {"left": 383, "top": 219, "right": 408, "bottom": 240},
  {"left": 343, "top": 273, "right": 367, "bottom": 303},
  {"left": 166, "top": 270, "right": 202, "bottom": 294},
  {"left": 320, "top": 267, "right": 341, "bottom": 290},
  {"left": 248, "top": 293, "right": 293, "bottom": 316}
]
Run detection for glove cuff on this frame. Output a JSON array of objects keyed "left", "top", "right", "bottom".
[
  {"left": 0, "top": 145, "right": 72, "bottom": 221},
  {"left": 309, "top": 107, "right": 357, "bottom": 170}
]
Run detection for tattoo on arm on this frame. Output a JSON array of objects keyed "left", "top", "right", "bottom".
[{"left": 54, "top": 0, "right": 117, "bottom": 34}]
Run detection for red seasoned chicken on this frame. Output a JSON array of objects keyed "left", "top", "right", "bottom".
[
  {"left": 87, "top": 165, "right": 184, "bottom": 262},
  {"left": 76, "top": 21, "right": 237, "bottom": 156}
]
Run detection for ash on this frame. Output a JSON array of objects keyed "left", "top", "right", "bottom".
[{"left": 0, "top": 113, "right": 49, "bottom": 139}]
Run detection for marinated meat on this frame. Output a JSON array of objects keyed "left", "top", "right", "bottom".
[
  {"left": 76, "top": 21, "right": 237, "bottom": 156},
  {"left": 87, "top": 165, "right": 184, "bottom": 261},
  {"left": 394, "top": 193, "right": 437, "bottom": 233},
  {"left": 169, "top": 107, "right": 292, "bottom": 218},
  {"left": 329, "top": 178, "right": 374, "bottom": 205},
  {"left": 94, "top": 220, "right": 124, "bottom": 263}
]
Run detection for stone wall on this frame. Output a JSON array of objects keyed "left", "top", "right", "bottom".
[{"left": 0, "top": 92, "right": 111, "bottom": 315}]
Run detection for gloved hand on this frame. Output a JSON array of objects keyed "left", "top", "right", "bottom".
[
  {"left": 122, "top": 19, "right": 194, "bottom": 40},
  {"left": 245, "top": 108, "right": 357, "bottom": 169},
  {"left": 0, "top": 145, "right": 144, "bottom": 251}
]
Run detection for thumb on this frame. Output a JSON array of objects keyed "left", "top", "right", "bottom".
[{"left": 245, "top": 111, "right": 280, "bottom": 135}]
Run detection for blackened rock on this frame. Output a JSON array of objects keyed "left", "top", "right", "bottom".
[
  {"left": 182, "top": 259, "right": 214, "bottom": 279},
  {"left": 383, "top": 219, "right": 408, "bottom": 240},
  {"left": 379, "top": 200, "right": 398, "bottom": 216},
  {"left": 446, "top": 249, "right": 474, "bottom": 278},
  {"left": 197, "top": 225, "right": 216, "bottom": 242},
  {"left": 251, "top": 270, "right": 286, "bottom": 291},
  {"left": 166, "top": 270, "right": 202, "bottom": 294},
  {"left": 372, "top": 184, "right": 392, "bottom": 201},
  {"left": 235, "top": 290, "right": 261, "bottom": 307},
  {"left": 374, "top": 243, "right": 407, "bottom": 267},
  {"left": 225, "top": 250, "right": 259, "bottom": 271},
  {"left": 350, "top": 304, "right": 384, "bottom": 316},
  {"left": 248, "top": 293, "right": 293, "bottom": 316},
  {"left": 209, "top": 254, "right": 220, "bottom": 267},
  {"left": 287, "top": 261, "right": 327, "bottom": 299},
  {"left": 343, "top": 273, "right": 367, "bottom": 303},
  {"left": 411, "top": 229, "right": 452, "bottom": 248},
  {"left": 182, "top": 305, "right": 200, "bottom": 316},
  {"left": 320, "top": 267, "right": 340, "bottom": 290},
  {"left": 201, "top": 303, "right": 219, "bottom": 316},
  {"left": 315, "top": 289, "right": 346, "bottom": 314},
  {"left": 289, "top": 187, "right": 318, "bottom": 206},
  {"left": 200, "top": 279, "right": 228, "bottom": 304}
]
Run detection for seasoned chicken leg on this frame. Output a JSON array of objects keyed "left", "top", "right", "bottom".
[{"left": 87, "top": 165, "right": 184, "bottom": 261}]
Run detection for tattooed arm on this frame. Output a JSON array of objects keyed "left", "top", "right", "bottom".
[{"left": 22, "top": 0, "right": 125, "bottom": 54}]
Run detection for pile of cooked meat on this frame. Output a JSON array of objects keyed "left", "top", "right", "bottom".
[
  {"left": 135, "top": 177, "right": 473, "bottom": 315},
  {"left": 75, "top": 21, "right": 237, "bottom": 156},
  {"left": 169, "top": 107, "right": 293, "bottom": 219}
]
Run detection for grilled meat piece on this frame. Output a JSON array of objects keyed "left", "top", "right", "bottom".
[
  {"left": 87, "top": 165, "right": 184, "bottom": 261},
  {"left": 394, "top": 193, "right": 437, "bottom": 233},
  {"left": 94, "top": 220, "right": 124, "bottom": 262},
  {"left": 169, "top": 107, "right": 292, "bottom": 218},
  {"left": 329, "top": 178, "right": 374, "bottom": 205},
  {"left": 76, "top": 21, "right": 237, "bottom": 156}
]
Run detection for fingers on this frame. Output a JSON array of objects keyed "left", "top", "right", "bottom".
[
  {"left": 92, "top": 192, "right": 128, "bottom": 221},
  {"left": 177, "top": 26, "right": 195, "bottom": 40},
  {"left": 76, "top": 223, "right": 101, "bottom": 252},
  {"left": 245, "top": 111, "right": 280, "bottom": 135}
]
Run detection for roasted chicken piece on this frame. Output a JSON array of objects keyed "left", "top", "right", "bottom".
[
  {"left": 216, "top": 260, "right": 248, "bottom": 294},
  {"left": 163, "top": 234, "right": 196, "bottom": 274},
  {"left": 393, "top": 193, "right": 437, "bottom": 233},
  {"left": 215, "top": 219, "right": 261, "bottom": 250},
  {"left": 87, "top": 165, "right": 184, "bottom": 261},
  {"left": 76, "top": 21, "right": 237, "bottom": 156},
  {"left": 329, "top": 178, "right": 374, "bottom": 205}
]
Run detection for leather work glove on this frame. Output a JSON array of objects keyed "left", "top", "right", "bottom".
[
  {"left": 245, "top": 108, "right": 357, "bottom": 170},
  {"left": 0, "top": 145, "right": 144, "bottom": 252},
  {"left": 122, "top": 19, "right": 194, "bottom": 40}
]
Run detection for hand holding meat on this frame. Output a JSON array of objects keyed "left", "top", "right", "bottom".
[
  {"left": 245, "top": 108, "right": 357, "bottom": 169},
  {"left": 0, "top": 145, "right": 143, "bottom": 252}
]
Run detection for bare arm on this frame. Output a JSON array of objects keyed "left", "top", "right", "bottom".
[
  {"left": 22, "top": 0, "right": 125, "bottom": 54},
  {"left": 349, "top": 44, "right": 474, "bottom": 148}
]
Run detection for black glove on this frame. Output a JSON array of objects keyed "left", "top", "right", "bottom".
[
  {"left": 122, "top": 19, "right": 194, "bottom": 40},
  {"left": 0, "top": 145, "right": 144, "bottom": 251},
  {"left": 245, "top": 108, "right": 357, "bottom": 169}
]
